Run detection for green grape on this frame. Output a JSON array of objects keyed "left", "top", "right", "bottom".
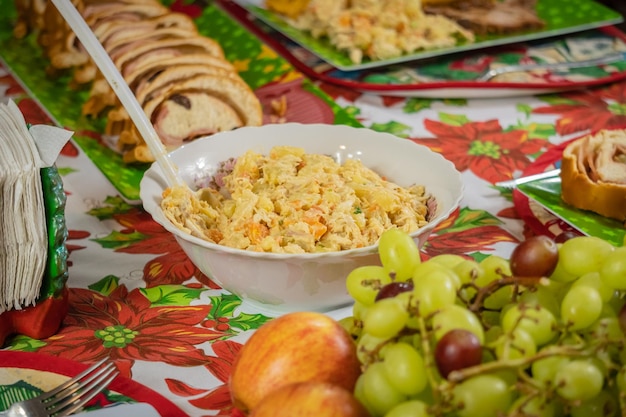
[
  {"left": 619, "top": 346, "right": 626, "bottom": 366},
  {"left": 485, "top": 325, "right": 504, "bottom": 344},
  {"left": 490, "top": 369, "right": 518, "bottom": 387},
  {"left": 357, "top": 333, "right": 389, "bottom": 364},
  {"left": 354, "top": 373, "right": 376, "bottom": 416},
  {"left": 477, "top": 255, "right": 514, "bottom": 309},
  {"left": 616, "top": 366, "right": 626, "bottom": 391},
  {"left": 554, "top": 359, "right": 604, "bottom": 401},
  {"left": 378, "top": 228, "right": 422, "bottom": 281},
  {"left": 570, "top": 390, "right": 618, "bottom": 417},
  {"left": 338, "top": 316, "right": 361, "bottom": 340},
  {"left": 587, "top": 355, "right": 611, "bottom": 380},
  {"left": 572, "top": 271, "right": 614, "bottom": 302},
  {"left": 413, "top": 261, "right": 461, "bottom": 290},
  {"left": 412, "top": 269, "right": 457, "bottom": 316},
  {"left": 382, "top": 342, "right": 427, "bottom": 396},
  {"left": 412, "top": 382, "right": 435, "bottom": 404},
  {"left": 396, "top": 331, "right": 422, "bottom": 349},
  {"left": 384, "top": 400, "right": 432, "bottom": 417},
  {"left": 561, "top": 285, "right": 603, "bottom": 330},
  {"left": 586, "top": 316, "right": 623, "bottom": 342},
  {"left": 494, "top": 328, "right": 536, "bottom": 361},
  {"left": 346, "top": 265, "right": 392, "bottom": 306},
  {"left": 519, "top": 285, "right": 561, "bottom": 318},
  {"left": 452, "top": 374, "right": 513, "bottom": 417},
  {"left": 432, "top": 304, "right": 485, "bottom": 344},
  {"left": 477, "top": 254, "right": 512, "bottom": 285},
  {"left": 361, "top": 362, "right": 407, "bottom": 416},
  {"left": 353, "top": 300, "right": 369, "bottom": 321},
  {"left": 599, "top": 246, "right": 626, "bottom": 290},
  {"left": 540, "top": 276, "right": 570, "bottom": 299},
  {"left": 549, "top": 258, "right": 578, "bottom": 283},
  {"left": 508, "top": 394, "right": 556, "bottom": 417},
  {"left": 501, "top": 303, "right": 557, "bottom": 346},
  {"left": 558, "top": 236, "right": 614, "bottom": 277},
  {"left": 531, "top": 354, "right": 570, "bottom": 387},
  {"left": 363, "top": 298, "right": 409, "bottom": 339},
  {"left": 608, "top": 295, "right": 626, "bottom": 319},
  {"left": 453, "top": 259, "right": 484, "bottom": 285},
  {"left": 481, "top": 310, "right": 501, "bottom": 328},
  {"left": 428, "top": 253, "right": 465, "bottom": 269},
  {"left": 393, "top": 291, "right": 421, "bottom": 329}
]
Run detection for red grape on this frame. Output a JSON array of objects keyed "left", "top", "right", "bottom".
[
  {"left": 510, "top": 235, "right": 559, "bottom": 278},
  {"left": 554, "top": 230, "right": 583, "bottom": 244},
  {"left": 434, "top": 329, "right": 482, "bottom": 379},
  {"left": 375, "top": 281, "right": 414, "bottom": 301}
]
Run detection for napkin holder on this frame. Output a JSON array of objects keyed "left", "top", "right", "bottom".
[{"left": 0, "top": 100, "right": 73, "bottom": 347}]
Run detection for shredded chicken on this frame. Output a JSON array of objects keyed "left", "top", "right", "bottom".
[
  {"left": 281, "top": 0, "right": 474, "bottom": 64},
  {"left": 161, "top": 146, "right": 432, "bottom": 253}
]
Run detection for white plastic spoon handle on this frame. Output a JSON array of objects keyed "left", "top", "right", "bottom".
[{"left": 50, "top": 0, "right": 182, "bottom": 188}]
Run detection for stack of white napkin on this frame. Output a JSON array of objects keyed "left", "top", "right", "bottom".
[{"left": 0, "top": 100, "right": 72, "bottom": 313}]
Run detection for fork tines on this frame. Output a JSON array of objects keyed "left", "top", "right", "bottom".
[{"left": 42, "top": 358, "right": 118, "bottom": 416}]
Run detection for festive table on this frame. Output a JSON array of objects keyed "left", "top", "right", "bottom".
[{"left": 1, "top": 1, "right": 626, "bottom": 415}]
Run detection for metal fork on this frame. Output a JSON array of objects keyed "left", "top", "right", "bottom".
[
  {"left": 0, "top": 358, "right": 118, "bottom": 417},
  {"left": 477, "top": 51, "right": 626, "bottom": 82},
  {"left": 494, "top": 168, "right": 561, "bottom": 189}
]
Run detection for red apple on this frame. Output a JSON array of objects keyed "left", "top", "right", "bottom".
[
  {"left": 250, "top": 381, "right": 370, "bottom": 417},
  {"left": 229, "top": 311, "right": 361, "bottom": 412}
]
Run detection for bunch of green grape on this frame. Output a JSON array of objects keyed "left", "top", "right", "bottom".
[{"left": 342, "top": 228, "right": 626, "bottom": 417}]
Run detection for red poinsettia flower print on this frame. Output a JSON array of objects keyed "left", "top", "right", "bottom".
[
  {"left": 0, "top": 71, "right": 26, "bottom": 96},
  {"left": 60, "top": 140, "right": 80, "bottom": 157},
  {"left": 36, "top": 285, "right": 224, "bottom": 376},
  {"left": 532, "top": 83, "right": 626, "bottom": 136},
  {"left": 17, "top": 98, "right": 54, "bottom": 126},
  {"left": 164, "top": 340, "right": 243, "bottom": 416},
  {"left": 412, "top": 119, "right": 547, "bottom": 183}
]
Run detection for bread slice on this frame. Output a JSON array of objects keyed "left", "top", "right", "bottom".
[
  {"left": 97, "top": 12, "right": 196, "bottom": 46},
  {"left": 560, "top": 129, "right": 626, "bottom": 222},
  {"left": 113, "top": 71, "right": 262, "bottom": 164},
  {"left": 125, "top": 52, "right": 236, "bottom": 91},
  {"left": 84, "top": 2, "right": 168, "bottom": 25},
  {"left": 118, "top": 93, "right": 244, "bottom": 162},
  {"left": 105, "top": 27, "right": 200, "bottom": 58},
  {"left": 153, "top": 93, "right": 244, "bottom": 145},
  {"left": 142, "top": 74, "right": 262, "bottom": 127},
  {"left": 82, "top": 37, "right": 230, "bottom": 117},
  {"left": 135, "top": 64, "right": 241, "bottom": 105},
  {"left": 75, "top": 0, "right": 161, "bottom": 22},
  {"left": 114, "top": 37, "right": 226, "bottom": 77},
  {"left": 53, "top": 2, "right": 170, "bottom": 69}
]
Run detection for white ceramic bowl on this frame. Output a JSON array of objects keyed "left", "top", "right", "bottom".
[{"left": 140, "top": 123, "right": 463, "bottom": 315}]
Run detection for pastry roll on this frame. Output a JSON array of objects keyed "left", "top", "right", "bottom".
[{"left": 560, "top": 129, "right": 626, "bottom": 222}]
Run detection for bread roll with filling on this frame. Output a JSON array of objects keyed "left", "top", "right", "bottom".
[{"left": 560, "top": 129, "right": 626, "bottom": 222}]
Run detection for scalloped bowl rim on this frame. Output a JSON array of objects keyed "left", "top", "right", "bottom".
[{"left": 140, "top": 123, "right": 463, "bottom": 259}]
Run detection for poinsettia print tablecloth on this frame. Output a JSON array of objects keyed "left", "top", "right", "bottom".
[{"left": 2, "top": 3, "right": 626, "bottom": 416}]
